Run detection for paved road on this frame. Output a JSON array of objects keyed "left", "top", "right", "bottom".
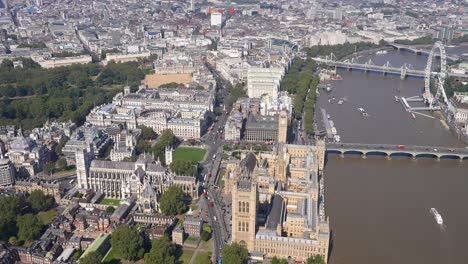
[{"left": 197, "top": 63, "right": 232, "bottom": 262}]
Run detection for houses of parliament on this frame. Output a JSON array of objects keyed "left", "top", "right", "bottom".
[{"left": 224, "top": 139, "right": 330, "bottom": 262}]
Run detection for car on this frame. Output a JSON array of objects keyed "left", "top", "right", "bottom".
[
  {"left": 433, "top": 148, "right": 438, "bottom": 152},
  {"left": 396, "top": 145, "right": 405, "bottom": 150}
]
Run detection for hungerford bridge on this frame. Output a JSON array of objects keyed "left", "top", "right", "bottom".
[
  {"left": 313, "top": 41, "right": 468, "bottom": 111},
  {"left": 327, "top": 143, "right": 468, "bottom": 160}
]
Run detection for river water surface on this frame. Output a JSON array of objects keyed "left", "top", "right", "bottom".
[{"left": 322, "top": 47, "right": 468, "bottom": 264}]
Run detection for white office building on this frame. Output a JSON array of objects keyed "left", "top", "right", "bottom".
[
  {"left": 211, "top": 12, "right": 222, "bottom": 26},
  {"left": 247, "top": 67, "right": 284, "bottom": 99}
]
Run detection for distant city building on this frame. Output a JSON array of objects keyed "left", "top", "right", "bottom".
[
  {"left": 0, "top": 159, "right": 15, "bottom": 187},
  {"left": 86, "top": 86, "right": 214, "bottom": 140},
  {"left": 103, "top": 51, "right": 151, "bottom": 65},
  {"left": 259, "top": 92, "right": 293, "bottom": 118},
  {"left": 172, "top": 225, "right": 184, "bottom": 245},
  {"left": 244, "top": 115, "right": 278, "bottom": 142},
  {"left": 79, "top": 233, "right": 111, "bottom": 261},
  {"left": 448, "top": 92, "right": 468, "bottom": 124},
  {"left": 110, "top": 129, "right": 137, "bottom": 162},
  {"left": 224, "top": 110, "right": 244, "bottom": 141},
  {"left": 14, "top": 179, "right": 64, "bottom": 202},
  {"left": 183, "top": 216, "right": 202, "bottom": 237},
  {"left": 6, "top": 133, "right": 48, "bottom": 177},
  {"left": 31, "top": 53, "right": 92, "bottom": 68}
]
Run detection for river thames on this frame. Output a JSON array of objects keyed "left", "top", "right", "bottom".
[{"left": 320, "top": 47, "right": 468, "bottom": 264}]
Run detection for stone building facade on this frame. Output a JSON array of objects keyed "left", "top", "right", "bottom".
[
  {"left": 229, "top": 143, "right": 329, "bottom": 262},
  {"left": 76, "top": 147, "right": 198, "bottom": 213}
]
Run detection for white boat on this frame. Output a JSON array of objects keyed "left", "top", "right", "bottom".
[
  {"left": 337, "top": 99, "right": 344, "bottom": 105},
  {"left": 331, "top": 127, "right": 337, "bottom": 135},
  {"left": 430, "top": 208, "right": 443, "bottom": 225},
  {"left": 358, "top": 108, "right": 369, "bottom": 116},
  {"left": 375, "top": 50, "right": 388, "bottom": 55},
  {"left": 326, "top": 86, "right": 331, "bottom": 92},
  {"left": 334, "top": 135, "right": 341, "bottom": 142},
  {"left": 394, "top": 96, "right": 400, "bottom": 102}
]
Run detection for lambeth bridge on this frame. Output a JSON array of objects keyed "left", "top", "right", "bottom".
[{"left": 327, "top": 143, "right": 468, "bottom": 160}]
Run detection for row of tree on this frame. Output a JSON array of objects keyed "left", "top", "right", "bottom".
[
  {"left": 304, "top": 75, "right": 320, "bottom": 135},
  {"left": 305, "top": 42, "right": 382, "bottom": 60},
  {"left": 394, "top": 36, "right": 436, "bottom": 45},
  {"left": 0, "top": 190, "right": 55, "bottom": 244},
  {"left": 280, "top": 59, "right": 317, "bottom": 120},
  {"left": 0, "top": 59, "right": 145, "bottom": 130}
]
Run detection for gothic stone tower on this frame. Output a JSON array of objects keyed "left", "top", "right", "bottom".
[
  {"left": 76, "top": 143, "right": 94, "bottom": 189},
  {"left": 278, "top": 110, "right": 288, "bottom": 144},
  {"left": 232, "top": 177, "right": 258, "bottom": 251}
]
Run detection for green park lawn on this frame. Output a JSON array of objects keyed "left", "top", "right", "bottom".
[
  {"left": 185, "top": 236, "right": 198, "bottom": 242},
  {"left": 193, "top": 252, "right": 211, "bottom": 264},
  {"left": 173, "top": 147, "right": 206, "bottom": 163},
  {"left": 218, "top": 170, "right": 226, "bottom": 186},
  {"left": 102, "top": 247, "right": 115, "bottom": 263},
  {"left": 179, "top": 249, "right": 195, "bottom": 264},
  {"left": 37, "top": 209, "right": 58, "bottom": 225},
  {"left": 99, "top": 198, "right": 121, "bottom": 206},
  {"left": 199, "top": 240, "right": 212, "bottom": 251}
]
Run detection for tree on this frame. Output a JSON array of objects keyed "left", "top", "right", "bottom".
[
  {"left": 159, "top": 186, "right": 187, "bottom": 216},
  {"left": 169, "top": 159, "right": 196, "bottom": 176},
  {"left": 43, "top": 162, "right": 55, "bottom": 175},
  {"left": 56, "top": 158, "right": 68, "bottom": 171},
  {"left": 201, "top": 230, "right": 211, "bottom": 241},
  {"left": 271, "top": 257, "right": 289, "bottom": 264},
  {"left": 16, "top": 214, "right": 44, "bottom": 242},
  {"left": 80, "top": 251, "right": 103, "bottom": 264},
  {"left": 149, "top": 129, "right": 178, "bottom": 163},
  {"left": 0, "top": 196, "right": 24, "bottom": 240},
  {"left": 72, "top": 250, "right": 82, "bottom": 261},
  {"left": 306, "top": 255, "right": 325, "bottom": 264},
  {"left": 139, "top": 125, "right": 157, "bottom": 140},
  {"left": 158, "top": 129, "right": 177, "bottom": 147},
  {"left": 144, "top": 236, "right": 176, "bottom": 264},
  {"left": 106, "top": 206, "right": 116, "bottom": 213},
  {"left": 8, "top": 236, "right": 19, "bottom": 246},
  {"left": 221, "top": 243, "right": 248, "bottom": 264},
  {"left": 26, "top": 190, "right": 54, "bottom": 212},
  {"left": 203, "top": 223, "right": 212, "bottom": 234},
  {"left": 136, "top": 140, "right": 152, "bottom": 155},
  {"left": 111, "top": 225, "right": 144, "bottom": 261}
]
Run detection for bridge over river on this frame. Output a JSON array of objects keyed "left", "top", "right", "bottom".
[{"left": 327, "top": 143, "right": 468, "bottom": 160}]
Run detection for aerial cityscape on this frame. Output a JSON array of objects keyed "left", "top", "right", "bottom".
[{"left": 0, "top": 0, "right": 468, "bottom": 263}]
